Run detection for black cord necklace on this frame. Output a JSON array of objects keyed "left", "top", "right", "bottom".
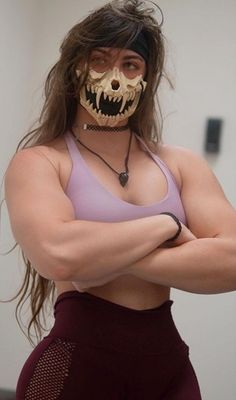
[{"left": 70, "top": 128, "right": 133, "bottom": 187}]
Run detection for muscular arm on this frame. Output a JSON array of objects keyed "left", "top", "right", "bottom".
[
  {"left": 128, "top": 148, "right": 236, "bottom": 294},
  {"left": 52, "top": 213, "right": 177, "bottom": 282},
  {"left": 128, "top": 238, "right": 236, "bottom": 294},
  {"left": 4, "top": 147, "right": 178, "bottom": 282}
]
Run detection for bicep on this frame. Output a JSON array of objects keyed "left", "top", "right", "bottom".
[
  {"left": 179, "top": 149, "right": 236, "bottom": 239},
  {"left": 4, "top": 147, "right": 76, "bottom": 279}
]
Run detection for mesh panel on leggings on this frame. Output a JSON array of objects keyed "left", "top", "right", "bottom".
[{"left": 25, "top": 338, "right": 76, "bottom": 400}]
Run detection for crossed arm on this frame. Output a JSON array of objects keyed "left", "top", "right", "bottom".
[
  {"left": 5, "top": 146, "right": 236, "bottom": 295},
  {"left": 73, "top": 147, "right": 236, "bottom": 294},
  {"left": 128, "top": 148, "right": 236, "bottom": 294}
]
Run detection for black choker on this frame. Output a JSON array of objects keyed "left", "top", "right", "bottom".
[
  {"left": 70, "top": 128, "right": 133, "bottom": 187},
  {"left": 75, "top": 123, "right": 129, "bottom": 132}
]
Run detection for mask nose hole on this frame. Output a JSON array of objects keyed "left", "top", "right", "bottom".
[{"left": 111, "top": 80, "right": 120, "bottom": 90}]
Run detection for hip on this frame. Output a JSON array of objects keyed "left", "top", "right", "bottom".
[
  {"left": 49, "top": 289, "right": 184, "bottom": 355},
  {"left": 16, "top": 290, "right": 194, "bottom": 400}
]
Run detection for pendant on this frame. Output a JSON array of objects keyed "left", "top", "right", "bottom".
[{"left": 119, "top": 172, "right": 129, "bottom": 187}]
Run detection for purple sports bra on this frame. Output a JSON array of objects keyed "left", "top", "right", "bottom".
[{"left": 64, "top": 131, "right": 186, "bottom": 224}]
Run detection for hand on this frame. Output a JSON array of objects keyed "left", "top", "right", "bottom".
[{"left": 161, "top": 223, "right": 197, "bottom": 248}]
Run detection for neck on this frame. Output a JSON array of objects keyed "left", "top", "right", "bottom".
[
  {"left": 72, "top": 105, "right": 137, "bottom": 154},
  {"left": 79, "top": 123, "right": 130, "bottom": 132}
]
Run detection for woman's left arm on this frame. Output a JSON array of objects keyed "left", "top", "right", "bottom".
[{"left": 128, "top": 147, "right": 236, "bottom": 294}]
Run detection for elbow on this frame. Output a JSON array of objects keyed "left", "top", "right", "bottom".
[
  {"left": 44, "top": 242, "right": 72, "bottom": 281},
  {"left": 25, "top": 241, "right": 71, "bottom": 282},
  {"left": 15, "top": 235, "right": 80, "bottom": 281},
  {"left": 48, "top": 242, "right": 88, "bottom": 282},
  {"left": 216, "top": 238, "right": 236, "bottom": 292}
]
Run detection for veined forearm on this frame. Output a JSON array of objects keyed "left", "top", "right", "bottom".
[
  {"left": 128, "top": 238, "right": 236, "bottom": 294},
  {"left": 55, "top": 214, "right": 177, "bottom": 282}
]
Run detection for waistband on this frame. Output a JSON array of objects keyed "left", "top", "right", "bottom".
[{"left": 48, "top": 290, "right": 185, "bottom": 355}]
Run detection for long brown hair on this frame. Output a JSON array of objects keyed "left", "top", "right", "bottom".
[{"left": 0, "top": 0, "right": 173, "bottom": 347}]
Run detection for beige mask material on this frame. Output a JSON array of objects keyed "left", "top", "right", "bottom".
[{"left": 76, "top": 67, "right": 147, "bottom": 127}]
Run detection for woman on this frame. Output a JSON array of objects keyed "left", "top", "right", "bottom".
[{"left": 4, "top": 0, "right": 236, "bottom": 399}]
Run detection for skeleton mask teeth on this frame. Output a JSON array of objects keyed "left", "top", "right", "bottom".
[
  {"left": 79, "top": 67, "right": 147, "bottom": 126},
  {"left": 84, "top": 85, "right": 137, "bottom": 116},
  {"left": 81, "top": 85, "right": 144, "bottom": 126}
]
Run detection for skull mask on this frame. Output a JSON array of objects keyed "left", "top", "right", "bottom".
[{"left": 76, "top": 67, "right": 147, "bottom": 127}]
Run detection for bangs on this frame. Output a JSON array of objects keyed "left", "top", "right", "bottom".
[{"left": 85, "top": 13, "right": 143, "bottom": 51}]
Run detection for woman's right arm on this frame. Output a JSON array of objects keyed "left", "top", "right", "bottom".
[{"left": 4, "top": 148, "right": 178, "bottom": 282}]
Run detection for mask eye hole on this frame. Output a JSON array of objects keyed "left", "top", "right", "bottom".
[{"left": 89, "top": 69, "right": 106, "bottom": 80}]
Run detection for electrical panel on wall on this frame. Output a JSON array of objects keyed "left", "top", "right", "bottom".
[{"left": 204, "top": 118, "right": 223, "bottom": 154}]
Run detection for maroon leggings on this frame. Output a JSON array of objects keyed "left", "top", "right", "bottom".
[{"left": 16, "top": 290, "right": 202, "bottom": 399}]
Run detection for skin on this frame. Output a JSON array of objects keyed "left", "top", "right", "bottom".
[
  {"left": 72, "top": 48, "right": 196, "bottom": 291},
  {"left": 73, "top": 48, "right": 236, "bottom": 294},
  {"left": 5, "top": 48, "right": 236, "bottom": 308}
]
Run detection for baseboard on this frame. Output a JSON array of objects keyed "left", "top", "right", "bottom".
[{"left": 0, "top": 389, "right": 15, "bottom": 400}]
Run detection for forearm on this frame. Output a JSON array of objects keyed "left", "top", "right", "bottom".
[
  {"left": 54, "top": 214, "right": 177, "bottom": 282},
  {"left": 128, "top": 238, "right": 236, "bottom": 294}
]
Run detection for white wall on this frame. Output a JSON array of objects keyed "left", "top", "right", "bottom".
[
  {"left": 159, "top": 0, "right": 236, "bottom": 400},
  {"left": 0, "top": 1, "right": 236, "bottom": 399},
  {"left": 157, "top": 1, "right": 236, "bottom": 399},
  {"left": 0, "top": 0, "right": 43, "bottom": 390},
  {"left": 158, "top": 0, "right": 236, "bottom": 204}
]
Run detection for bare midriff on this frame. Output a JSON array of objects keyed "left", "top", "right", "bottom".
[
  {"left": 45, "top": 135, "right": 177, "bottom": 310},
  {"left": 55, "top": 278, "right": 170, "bottom": 310}
]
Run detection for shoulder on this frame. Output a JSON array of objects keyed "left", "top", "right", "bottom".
[
  {"left": 158, "top": 143, "right": 206, "bottom": 164},
  {"left": 6, "top": 136, "right": 67, "bottom": 176},
  {"left": 157, "top": 144, "right": 213, "bottom": 183},
  {"left": 5, "top": 135, "right": 72, "bottom": 195}
]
